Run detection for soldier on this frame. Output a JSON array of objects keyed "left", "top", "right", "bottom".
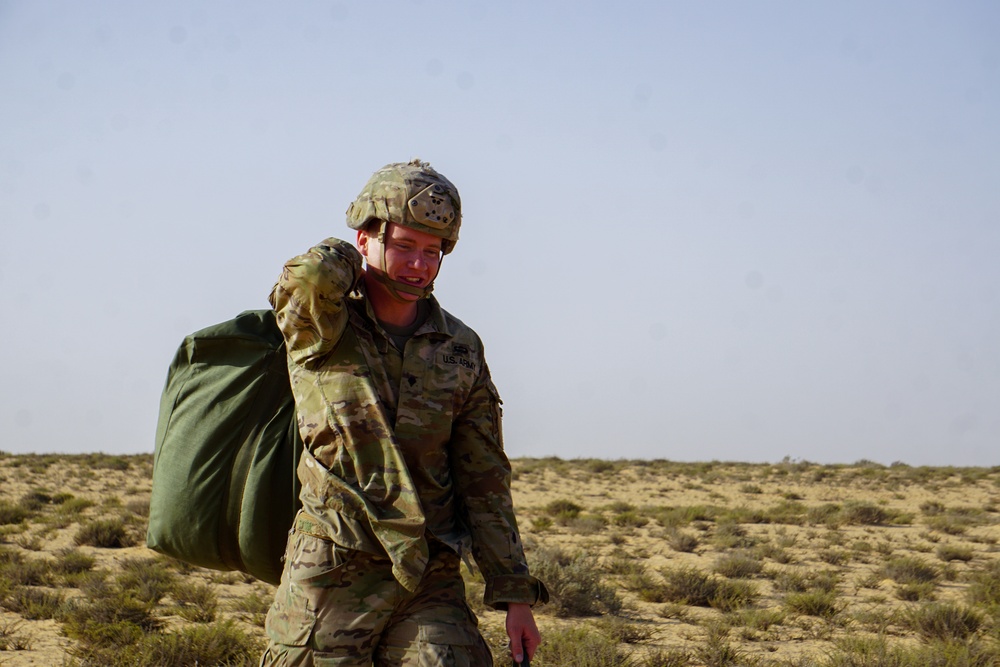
[{"left": 261, "top": 159, "right": 548, "bottom": 666}]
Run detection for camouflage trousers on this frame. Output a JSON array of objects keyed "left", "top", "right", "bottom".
[{"left": 260, "top": 529, "right": 493, "bottom": 666}]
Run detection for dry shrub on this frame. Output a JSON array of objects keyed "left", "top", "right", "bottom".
[{"left": 0, "top": 619, "right": 33, "bottom": 651}]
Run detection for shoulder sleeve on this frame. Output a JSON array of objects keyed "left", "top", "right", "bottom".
[
  {"left": 268, "top": 237, "right": 363, "bottom": 365},
  {"left": 449, "top": 354, "right": 549, "bottom": 610}
]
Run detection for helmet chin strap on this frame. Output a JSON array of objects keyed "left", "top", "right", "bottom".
[{"left": 368, "top": 220, "right": 441, "bottom": 300}]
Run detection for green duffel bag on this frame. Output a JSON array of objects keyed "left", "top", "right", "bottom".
[{"left": 148, "top": 309, "right": 302, "bottom": 585}]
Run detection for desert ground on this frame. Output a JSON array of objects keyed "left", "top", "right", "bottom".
[{"left": 1, "top": 452, "right": 999, "bottom": 666}]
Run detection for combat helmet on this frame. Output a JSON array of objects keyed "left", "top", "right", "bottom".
[{"left": 346, "top": 159, "right": 461, "bottom": 298}]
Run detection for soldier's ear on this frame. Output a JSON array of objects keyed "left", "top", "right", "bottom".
[{"left": 357, "top": 228, "right": 370, "bottom": 256}]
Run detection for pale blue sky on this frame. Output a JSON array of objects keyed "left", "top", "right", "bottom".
[{"left": 2, "top": 1, "right": 998, "bottom": 465}]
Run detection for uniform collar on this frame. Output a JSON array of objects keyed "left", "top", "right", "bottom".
[{"left": 350, "top": 284, "right": 453, "bottom": 340}]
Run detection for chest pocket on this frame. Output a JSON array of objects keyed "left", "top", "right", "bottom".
[
  {"left": 434, "top": 341, "right": 481, "bottom": 415},
  {"left": 392, "top": 339, "right": 479, "bottom": 443}
]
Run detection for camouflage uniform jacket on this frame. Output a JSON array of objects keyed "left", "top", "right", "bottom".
[{"left": 269, "top": 238, "right": 546, "bottom": 609}]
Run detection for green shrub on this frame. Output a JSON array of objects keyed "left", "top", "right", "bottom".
[
  {"left": 66, "top": 619, "right": 263, "bottom": 667},
  {"left": 611, "top": 511, "right": 649, "bottom": 528},
  {"left": 709, "top": 579, "right": 759, "bottom": 612},
  {"left": 920, "top": 500, "right": 947, "bottom": 515},
  {"left": 172, "top": 581, "right": 218, "bottom": 623},
  {"left": 567, "top": 514, "right": 609, "bottom": 534},
  {"left": 659, "top": 566, "right": 758, "bottom": 610},
  {"left": 74, "top": 517, "right": 136, "bottom": 548},
  {"left": 530, "top": 547, "right": 622, "bottom": 617},
  {"left": 665, "top": 529, "right": 699, "bottom": 553},
  {"left": 762, "top": 499, "right": 809, "bottom": 524},
  {"left": 818, "top": 548, "right": 850, "bottom": 566},
  {"left": 79, "top": 453, "right": 133, "bottom": 471},
  {"left": 529, "top": 626, "right": 632, "bottom": 667},
  {"left": 694, "top": 623, "right": 751, "bottom": 667},
  {"left": 605, "top": 556, "right": 647, "bottom": 577},
  {"left": 52, "top": 548, "right": 97, "bottom": 578},
  {"left": 231, "top": 588, "right": 272, "bottom": 627},
  {"left": 756, "top": 541, "right": 795, "bottom": 564},
  {"left": 636, "top": 648, "right": 692, "bottom": 667},
  {"left": 0, "top": 500, "right": 32, "bottom": 526},
  {"left": 966, "top": 560, "right": 1000, "bottom": 606},
  {"left": 0, "top": 553, "right": 53, "bottom": 586},
  {"left": 126, "top": 498, "right": 150, "bottom": 518},
  {"left": 728, "top": 607, "right": 786, "bottom": 631},
  {"left": 614, "top": 563, "right": 667, "bottom": 603},
  {"left": 903, "top": 602, "right": 984, "bottom": 641},
  {"left": 18, "top": 490, "right": 56, "bottom": 511},
  {"left": 584, "top": 459, "right": 617, "bottom": 474},
  {"left": 712, "top": 521, "right": 756, "bottom": 549},
  {"left": 713, "top": 550, "right": 763, "bottom": 579},
  {"left": 807, "top": 503, "right": 842, "bottom": 525},
  {"left": 881, "top": 556, "right": 938, "bottom": 584},
  {"left": 62, "top": 586, "right": 161, "bottom": 645},
  {"left": 771, "top": 568, "right": 839, "bottom": 594},
  {"left": 784, "top": 590, "right": 841, "bottom": 618},
  {"left": 58, "top": 496, "right": 96, "bottom": 515},
  {"left": 544, "top": 499, "right": 583, "bottom": 522},
  {"left": 531, "top": 516, "right": 553, "bottom": 531},
  {"left": 895, "top": 581, "right": 937, "bottom": 602},
  {"left": 2, "top": 586, "right": 66, "bottom": 620},
  {"left": 840, "top": 500, "right": 891, "bottom": 525},
  {"left": 596, "top": 616, "right": 654, "bottom": 644},
  {"left": 936, "top": 543, "right": 974, "bottom": 562},
  {"left": 659, "top": 566, "right": 718, "bottom": 606},
  {"left": 826, "top": 635, "right": 1000, "bottom": 667},
  {"left": 925, "top": 515, "right": 969, "bottom": 535},
  {"left": 116, "top": 557, "right": 179, "bottom": 606},
  {"left": 823, "top": 635, "right": 899, "bottom": 666},
  {"left": 651, "top": 505, "right": 720, "bottom": 528}
]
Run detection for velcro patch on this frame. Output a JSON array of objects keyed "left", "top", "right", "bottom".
[{"left": 408, "top": 184, "right": 456, "bottom": 229}]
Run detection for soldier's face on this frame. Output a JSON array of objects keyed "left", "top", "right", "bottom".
[{"left": 358, "top": 223, "right": 443, "bottom": 300}]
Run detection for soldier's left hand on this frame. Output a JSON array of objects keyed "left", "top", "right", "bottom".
[{"left": 506, "top": 603, "right": 540, "bottom": 664}]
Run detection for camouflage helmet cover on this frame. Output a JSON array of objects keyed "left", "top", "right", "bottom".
[{"left": 346, "top": 159, "right": 461, "bottom": 254}]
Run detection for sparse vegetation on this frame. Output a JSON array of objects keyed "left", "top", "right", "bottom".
[{"left": 2, "top": 453, "right": 1000, "bottom": 665}]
